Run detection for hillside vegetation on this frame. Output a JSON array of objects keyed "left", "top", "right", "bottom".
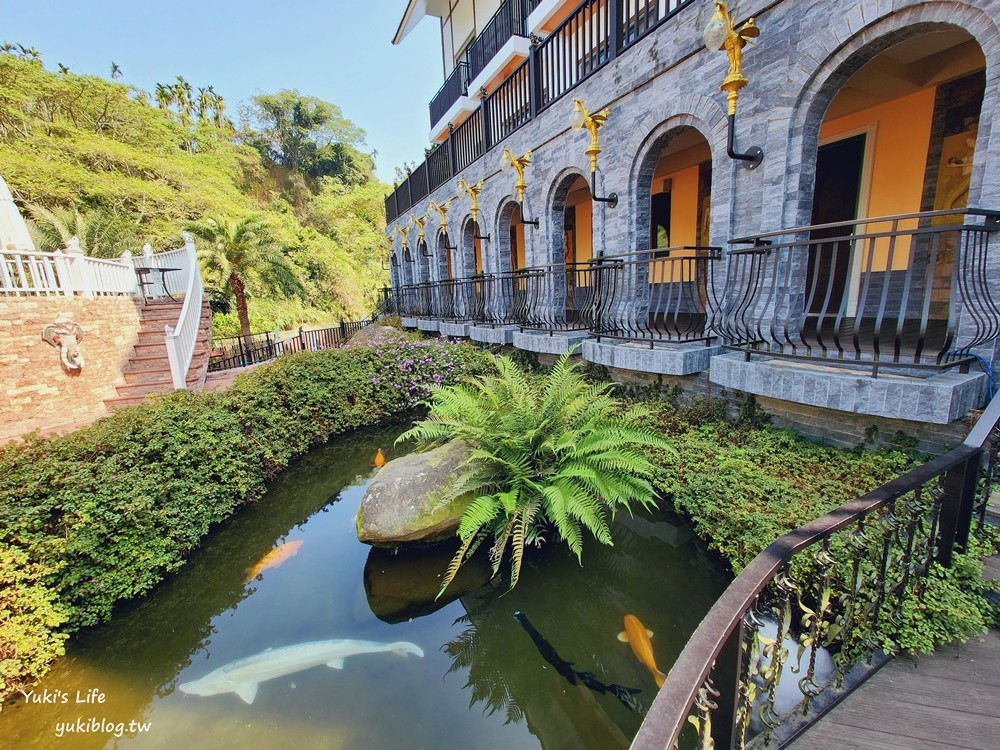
[{"left": 0, "top": 49, "right": 388, "bottom": 334}]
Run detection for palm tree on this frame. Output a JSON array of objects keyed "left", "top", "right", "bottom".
[
  {"left": 25, "top": 204, "right": 138, "bottom": 258},
  {"left": 110, "top": 61, "right": 122, "bottom": 80},
  {"left": 185, "top": 215, "right": 302, "bottom": 338},
  {"left": 57, "top": 63, "right": 70, "bottom": 75},
  {"left": 154, "top": 83, "right": 172, "bottom": 112}
]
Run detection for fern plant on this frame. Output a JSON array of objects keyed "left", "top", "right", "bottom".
[{"left": 397, "top": 349, "right": 675, "bottom": 596}]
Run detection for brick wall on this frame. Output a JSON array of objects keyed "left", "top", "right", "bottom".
[{"left": 0, "top": 297, "right": 143, "bottom": 442}]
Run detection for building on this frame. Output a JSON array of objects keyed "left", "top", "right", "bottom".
[{"left": 384, "top": 0, "right": 1000, "bottom": 447}]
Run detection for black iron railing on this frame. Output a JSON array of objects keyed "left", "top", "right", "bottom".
[
  {"left": 410, "top": 161, "right": 430, "bottom": 204},
  {"left": 453, "top": 107, "right": 485, "bottom": 173},
  {"left": 593, "top": 247, "right": 722, "bottom": 346},
  {"left": 208, "top": 320, "right": 372, "bottom": 372},
  {"left": 427, "top": 142, "right": 451, "bottom": 193},
  {"left": 717, "top": 209, "right": 1000, "bottom": 375},
  {"left": 485, "top": 59, "right": 532, "bottom": 147},
  {"left": 467, "top": 0, "right": 529, "bottom": 83},
  {"left": 635, "top": 390, "right": 1000, "bottom": 750},
  {"left": 430, "top": 61, "right": 470, "bottom": 128},
  {"left": 383, "top": 0, "right": 701, "bottom": 219},
  {"left": 392, "top": 247, "right": 724, "bottom": 343},
  {"left": 534, "top": 0, "right": 612, "bottom": 112}
]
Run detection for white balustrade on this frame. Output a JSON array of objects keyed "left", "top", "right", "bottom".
[{"left": 163, "top": 233, "right": 204, "bottom": 389}]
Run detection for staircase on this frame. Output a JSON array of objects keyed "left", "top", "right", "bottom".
[{"left": 104, "top": 299, "right": 213, "bottom": 412}]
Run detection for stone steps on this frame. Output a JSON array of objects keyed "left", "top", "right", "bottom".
[{"left": 104, "top": 301, "right": 213, "bottom": 413}]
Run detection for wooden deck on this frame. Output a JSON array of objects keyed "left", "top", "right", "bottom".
[{"left": 790, "top": 557, "right": 1000, "bottom": 750}]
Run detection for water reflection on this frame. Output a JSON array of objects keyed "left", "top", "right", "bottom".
[{"left": 1, "top": 424, "right": 728, "bottom": 750}]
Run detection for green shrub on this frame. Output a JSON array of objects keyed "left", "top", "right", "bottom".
[
  {"left": 0, "top": 547, "right": 69, "bottom": 705},
  {"left": 398, "top": 350, "right": 673, "bottom": 595},
  {"left": 0, "top": 335, "right": 491, "bottom": 703}
]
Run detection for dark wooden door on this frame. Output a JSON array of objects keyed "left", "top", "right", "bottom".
[{"left": 807, "top": 133, "right": 865, "bottom": 316}]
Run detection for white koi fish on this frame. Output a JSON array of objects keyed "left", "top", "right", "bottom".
[{"left": 179, "top": 639, "right": 423, "bottom": 704}]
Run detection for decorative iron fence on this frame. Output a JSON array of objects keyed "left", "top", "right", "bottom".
[
  {"left": 535, "top": 0, "right": 613, "bottom": 112},
  {"left": 392, "top": 248, "right": 722, "bottom": 344},
  {"left": 717, "top": 209, "right": 1000, "bottom": 375},
  {"left": 467, "top": 0, "right": 529, "bottom": 83},
  {"left": 410, "top": 161, "right": 430, "bottom": 204},
  {"left": 621, "top": 0, "right": 695, "bottom": 51},
  {"left": 427, "top": 142, "right": 452, "bottom": 192},
  {"left": 430, "top": 61, "right": 470, "bottom": 128},
  {"left": 592, "top": 247, "right": 721, "bottom": 345},
  {"left": 633, "top": 389, "right": 1000, "bottom": 750}
]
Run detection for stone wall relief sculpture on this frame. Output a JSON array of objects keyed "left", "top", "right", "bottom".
[{"left": 42, "top": 322, "right": 85, "bottom": 372}]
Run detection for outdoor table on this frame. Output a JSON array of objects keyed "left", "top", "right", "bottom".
[{"left": 135, "top": 266, "right": 180, "bottom": 302}]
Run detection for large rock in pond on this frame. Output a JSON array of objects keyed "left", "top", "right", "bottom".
[{"left": 357, "top": 440, "right": 473, "bottom": 546}]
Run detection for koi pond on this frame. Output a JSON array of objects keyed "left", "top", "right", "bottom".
[{"left": 3, "top": 424, "right": 729, "bottom": 749}]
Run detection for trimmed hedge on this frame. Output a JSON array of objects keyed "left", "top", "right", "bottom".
[{"left": 0, "top": 335, "right": 491, "bottom": 704}]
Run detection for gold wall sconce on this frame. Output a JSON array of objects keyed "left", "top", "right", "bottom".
[
  {"left": 500, "top": 148, "right": 539, "bottom": 227},
  {"left": 704, "top": 1, "right": 762, "bottom": 168},
  {"left": 569, "top": 99, "right": 618, "bottom": 207},
  {"left": 428, "top": 198, "right": 459, "bottom": 251},
  {"left": 410, "top": 213, "right": 431, "bottom": 257},
  {"left": 457, "top": 179, "right": 491, "bottom": 240},
  {"left": 393, "top": 224, "right": 413, "bottom": 263}
]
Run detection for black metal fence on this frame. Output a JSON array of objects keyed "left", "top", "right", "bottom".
[
  {"left": 208, "top": 320, "right": 372, "bottom": 372},
  {"left": 389, "top": 246, "right": 720, "bottom": 344},
  {"left": 467, "top": 0, "right": 529, "bottom": 83},
  {"left": 634, "top": 389, "right": 1000, "bottom": 750},
  {"left": 718, "top": 209, "right": 1000, "bottom": 374},
  {"left": 430, "top": 61, "right": 469, "bottom": 128}
]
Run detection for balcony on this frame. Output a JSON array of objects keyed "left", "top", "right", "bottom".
[
  {"left": 466, "top": 0, "right": 531, "bottom": 96},
  {"left": 710, "top": 209, "right": 1000, "bottom": 423},
  {"left": 428, "top": 63, "right": 479, "bottom": 142},
  {"left": 429, "top": 61, "right": 470, "bottom": 130},
  {"left": 386, "top": 0, "right": 699, "bottom": 215}
]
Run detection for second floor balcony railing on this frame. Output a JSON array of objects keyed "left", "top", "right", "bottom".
[
  {"left": 467, "top": 0, "right": 529, "bottom": 83},
  {"left": 429, "top": 61, "right": 469, "bottom": 128},
  {"left": 717, "top": 209, "right": 1000, "bottom": 375}
]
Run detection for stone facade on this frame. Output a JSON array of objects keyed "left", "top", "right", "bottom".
[
  {"left": 391, "top": 0, "right": 1000, "bottom": 427},
  {"left": 0, "top": 296, "right": 143, "bottom": 442}
]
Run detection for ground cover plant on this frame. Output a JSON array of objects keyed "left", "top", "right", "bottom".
[
  {"left": 0, "top": 334, "right": 489, "bottom": 706},
  {"left": 639, "top": 393, "right": 998, "bottom": 656}
]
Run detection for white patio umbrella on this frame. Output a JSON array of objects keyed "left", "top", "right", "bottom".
[{"left": 0, "top": 174, "right": 35, "bottom": 252}]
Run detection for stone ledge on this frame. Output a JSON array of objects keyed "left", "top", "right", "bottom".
[
  {"left": 469, "top": 325, "right": 517, "bottom": 345},
  {"left": 401, "top": 317, "right": 418, "bottom": 329},
  {"left": 438, "top": 322, "right": 470, "bottom": 338},
  {"left": 709, "top": 353, "right": 987, "bottom": 424},
  {"left": 582, "top": 340, "right": 722, "bottom": 376},
  {"left": 513, "top": 330, "right": 591, "bottom": 355},
  {"left": 416, "top": 318, "right": 440, "bottom": 332}
]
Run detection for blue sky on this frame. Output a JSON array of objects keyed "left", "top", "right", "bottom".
[{"left": 1, "top": 0, "right": 443, "bottom": 184}]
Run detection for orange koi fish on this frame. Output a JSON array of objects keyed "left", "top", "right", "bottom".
[
  {"left": 245, "top": 539, "right": 304, "bottom": 583},
  {"left": 618, "top": 614, "right": 666, "bottom": 687},
  {"left": 373, "top": 449, "right": 386, "bottom": 468}
]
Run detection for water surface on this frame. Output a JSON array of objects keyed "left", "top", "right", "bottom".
[{"left": 2, "top": 424, "right": 729, "bottom": 749}]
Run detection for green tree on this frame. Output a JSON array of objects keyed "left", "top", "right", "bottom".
[
  {"left": 185, "top": 215, "right": 302, "bottom": 337},
  {"left": 242, "top": 89, "right": 366, "bottom": 176},
  {"left": 398, "top": 351, "right": 675, "bottom": 595}
]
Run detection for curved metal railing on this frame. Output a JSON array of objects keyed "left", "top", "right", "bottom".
[
  {"left": 632, "top": 393, "right": 1000, "bottom": 750},
  {"left": 164, "top": 233, "right": 203, "bottom": 389}
]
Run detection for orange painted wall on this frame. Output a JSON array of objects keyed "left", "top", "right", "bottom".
[
  {"left": 819, "top": 87, "right": 936, "bottom": 271},
  {"left": 513, "top": 216, "right": 526, "bottom": 269}
]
